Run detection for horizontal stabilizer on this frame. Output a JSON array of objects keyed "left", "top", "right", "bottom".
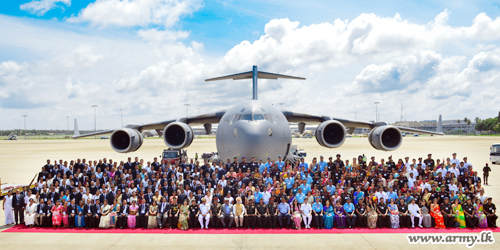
[{"left": 205, "top": 71, "right": 305, "bottom": 81}]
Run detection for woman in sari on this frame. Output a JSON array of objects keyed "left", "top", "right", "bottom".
[
  {"left": 148, "top": 200, "right": 158, "bottom": 228},
  {"left": 475, "top": 199, "right": 488, "bottom": 228},
  {"left": 420, "top": 200, "right": 432, "bottom": 228},
  {"left": 24, "top": 198, "right": 37, "bottom": 228},
  {"left": 76, "top": 200, "right": 85, "bottom": 228},
  {"left": 323, "top": 200, "right": 334, "bottom": 229},
  {"left": 334, "top": 200, "right": 346, "bottom": 228},
  {"left": 388, "top": 199, "right": 399, "bottom": 229},
  {"left": 178, "top": 200, "right": 190, "bottom": 230},
  {"left": 291, "top": 199, "right": 302, "bottom": 229},
  {"left": 51, "top": 200, "right": 63, "bottom": 227},
  {"left": 62, "top": 201, "right": 69, "bottom": 228},
  {"left": 109, "top": 199, "right": 120, "bottom": 228},
  {"left": 452, "top": 199, "right": 466, "bottom": 228},
  {"left": 99, "top": 199, "right": 111, "bottom": 228},
  {"left": 430, "top": 198, "right": 446, "bottom": 229},
  {"left": 128, "top": 200, "right": 138, "bottom": 228},
  {"left": 367, "top": 199, "right": 378, "bottom": 229}
]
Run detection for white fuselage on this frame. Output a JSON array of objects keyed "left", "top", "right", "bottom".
[{"left": 215, "top": 100, "right": 292, "bottom": 162}]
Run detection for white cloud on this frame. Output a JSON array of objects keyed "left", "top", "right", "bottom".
[
  {"left": 20, "top": 0, "right": 71, "bottom": 16},
  {"left": 2, "top": 10, "right": 500, "bottom": 129},
  {"left": 67, "top": 0, "right": 203, "bottom": 28}
]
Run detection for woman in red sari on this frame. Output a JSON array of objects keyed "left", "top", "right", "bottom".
[
  {"left": 62, "top": 201, "right": 69, "bottom": 228},
  {"left": 51, "top": 200, "right": 63, "bottom": 227},
  {"left": 430, "top": 198, "right": 446, "bottom": 229}
]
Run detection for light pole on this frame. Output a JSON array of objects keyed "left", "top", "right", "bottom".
[
  {"left": 196, "top": 108, "right": 200, "bottom": 137},
  {"left": 353, "top": 111, "right": 358, "bottom": 120},
  {"left": 373, "top": 102, "right": 380, "bottom": 122},
  {"left": 22, "top": 115, "right": 27, "bottom": 140},
  {"left": 66, "top": 116, "right": 69, "bottom": 137},
  {"left": 92, "top": 105, "right": 98, "bottom": 134},
  {"left": 184, "top": 104, "right": 190, "bottom": 118},
  {"left": 279, "top": 103, "right": 285, "bottom": 109},
  {"left": 120, "top": 109, "right": 123, "bottom": 127}
]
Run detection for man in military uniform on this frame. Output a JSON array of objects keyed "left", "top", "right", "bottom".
[
  {"left": 440, "top": 197, "right": 454, "bottom": 228},
  {"left": 463, "top": 198, "right": 478, "bottom": 229},
  {"left": 245, "top": 198, "right": 257, "bottom": 229},
  {"left": 256, "top": 199, "right": 269, "bottom": 228},
  {"left": 424, "top": 154, "right": 435, "bottom": 171},
  {"left": 267, "top": 198, "right": 278, "bottom": 229},
  {"left": 483, "top": 197, "right": 497, "bottom": 228},
  {"left": 398, "top": 198, "right": 410, "bottom": 228},
  {"left": 210, "top": 197, "right": 222, "bottom": 228}
]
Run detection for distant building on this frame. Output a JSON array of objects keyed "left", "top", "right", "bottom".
[{"left": 393, "top": 119, "right": 476, "bottom": 134}]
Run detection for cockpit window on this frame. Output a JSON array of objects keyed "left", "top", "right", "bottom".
[
  {"left": 264, "top": 114, "right": 276, "bottom": 124},
  {"left": 240, "top": 108, "right": 246, "bottom": 112},
  {"left": 241, "top": 114, "right": 252, "bottom": 121},
  {"left": 253, "top": 114, "right": 265, "bottom": 121}
]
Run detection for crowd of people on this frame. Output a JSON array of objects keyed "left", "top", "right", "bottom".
[{"left": 2, "top": 152, "right": 497, "bottom": 231}]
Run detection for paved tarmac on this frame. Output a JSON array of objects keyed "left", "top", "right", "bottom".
[{"left": 1, "top": 136, "right": 499, "bottom": 249}]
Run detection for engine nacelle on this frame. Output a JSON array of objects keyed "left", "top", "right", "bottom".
[
  {"left": 163, "top": 122, "right": 194, "bottom": 149},
  {"left": 110, "top": 128, "right": 144, "bottom": 153},
  {"left": 368, "top": 125, "right": 403, "bottom": 151},
  {"left": 315, "top": 120, "right": 346, "bottom": 148}
]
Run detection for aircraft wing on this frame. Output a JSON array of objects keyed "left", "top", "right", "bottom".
[
  {"left": 282, "top": 111, "right": 444, "bottom": 135},
  {"left": 73, "top": 110, "right": 227, "bottom": 139}
]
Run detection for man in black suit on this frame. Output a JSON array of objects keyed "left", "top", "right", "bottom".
[
  {"left": 137, "top": 199, "right": 149, "bottom": 229},
  {"left": 84, "top": 199, "right": 94, "bottom": 229},
  {"left": 157, "top": 197, "right": 170, "bottom": 229},
  {"left": 117, "top": 200, "right": 129, "bottom": 229},
  {"left": 35, "top": 199, "right": 46, "bottom": 227},
  {"left": 92, "top": 199, "right": 101, "bottom": 228},
  {"left": 44, "top": 200, "right": 54, "bottom": 227},
  {"left": 67, "top": 199, "right": 77, "bottom": 228},
  {"left": 144, "top": 188, "right": 153, "bottom": 205},
  {"left": 12, "top": 189, "right": 25, "bottom": 225},
  {"left": 106, "top": 190, "right": 115, "bottom": 205}
]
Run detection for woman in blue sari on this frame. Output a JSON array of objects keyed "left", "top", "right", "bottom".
[
  {"left": 353, "top": 186, "right": 364, "bottom": 205},
  {"left": 323, "top": 200, "right": 334, "bottom": 229},
  {"left": 334, "top": 200, "right": 346, "bottom": 228},
  {"left": 109, "top": 199, "right": 120, "bottom": 228},
  {"left": 75, "top": 200, "right": 85, "bottom": 228}
]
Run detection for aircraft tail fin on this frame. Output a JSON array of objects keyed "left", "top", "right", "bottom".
[
  {"left": 205, "top": 65, "right": 305, "bottom": 100},
  {"left": 436, "top": 115, "right": 443, "bottom": 133},
  {"left": 73, "top": 118, "right": 80, "bottom": 138}
]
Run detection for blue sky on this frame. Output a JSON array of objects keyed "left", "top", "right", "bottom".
[
  {"left": 3, "top": 0, "right": 500, "bottom": 56},
  {"left": 1, "top": 0, "right": 500, "bottom": 130}
]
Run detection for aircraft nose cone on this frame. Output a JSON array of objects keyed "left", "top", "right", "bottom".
[{"left": 235, "top": 122, "right": 269, "bottom": 157}]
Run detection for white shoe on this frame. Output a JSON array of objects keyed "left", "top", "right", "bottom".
[
  {"left": 419, "top": 225, "right": 423, "bottom": 228},
  {"left": 412, "top": 225, "right": 414, "bottom": 228},
  {"left": 200, "top": 226, "right": 204, "bottom": 229}
]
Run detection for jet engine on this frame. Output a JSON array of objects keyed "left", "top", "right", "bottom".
[
  {"left": 110, "top": 128, "right": 144, "bottom": 153},
  {"left": 163, "top": 122, "right": 194, "bottom": 149},
  {"left": 315, "top": 120, "right": 346, "bottom": 148},
  {"left": 368, "top": 125, "right": 403, "bottom": 151}
]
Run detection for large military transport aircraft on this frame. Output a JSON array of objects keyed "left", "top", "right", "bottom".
[{"left": 74, "top": 66, "right": 443, "bottom": 161}]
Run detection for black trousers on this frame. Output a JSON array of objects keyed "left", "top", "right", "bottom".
[
  {"left": 356, "top": 214, "right": 367, "bottom": 228},
  {"left": 44, "top": 215, "right": 53, "bottom": 227},
  {"left": 377, "top": 215, "right": 390, "bottom": 228},
  {"left": 443, "top": 214, "right": 454, "bottom": 228},
  {"left": 68, "top": 215, "right": 76, "bottom": 228},
  {"left": 117, "top": 215, "right": 128, "bottom": 228},
  {"left": 313, "top": 213, "right": 324, "bottom": 228},
  {"left": 246, "top": 215, "right": 256, "bottom": 228},
  {"left": 486, "top": 214, "right": 498, "bottom": 227},
  {"left": 268, "top": 215, "right": 278, "bottom": 228},
  {"left": 85, "top": 215, "right": 93, "bottom": 229},
  {"left": 210, "top": 215, "right": 220, "bottom": 228},
  {"left": 189, "top": 214, "right": 198, "bottom": 228},
  {"left": 220, "top": 215, "right": 233, "bottom": 228},
  {"left": 137, "top": 215, "right": 148, "bottom": 228},
  {"left": 92, "top": 215, "right": 100, "bottom": 228},
  {"left": 399, "top": 215, "right": 410, "bottom": 228},
  {"left": 465, "top": 215, "right": 478, "bottom": 228},
  {"left": 346, "top": 214, "right": 356, "bottom": 227},
  {"left": 278, "top": 213, "right": 291, "bottom": 228},
  {"left": 257, "top": 215, "right": 268, "bottom": 228},
  {"left": 169, "top": 215, "right": 179, "bottom": 229},
  {"left": 14, "top": 208, "right": 24, "bottom": 224}
]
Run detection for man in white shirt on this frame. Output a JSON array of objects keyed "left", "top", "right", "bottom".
[
  {"left": 449, "top": 163, "right": 460, "bottom": 178},
  {"left": 407, "top": 173, "right": 416, "bottom": 190},
  {"left": 448, "top": 179, "right": 458, "bottom": 193},
  {"left": 450, "top": 153, "right": 460, "bottom": 168},
  {"left": 463, "top": 157, "right": 472, "bottom": 170},
  {"left": 375, "top": 187, "right": 388, "bottom": 203},
  {"left": 404, "top": 157, "right": 411, "bottom": 170},
  {"left": 408, "top": 199, "right": 423, "bottom": 228},
  {"left": 198, "top": 198, "right": 210, "bottom": 229},
  {"left": 300, "top": 201, "right": 312, "bottom": 228}
]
